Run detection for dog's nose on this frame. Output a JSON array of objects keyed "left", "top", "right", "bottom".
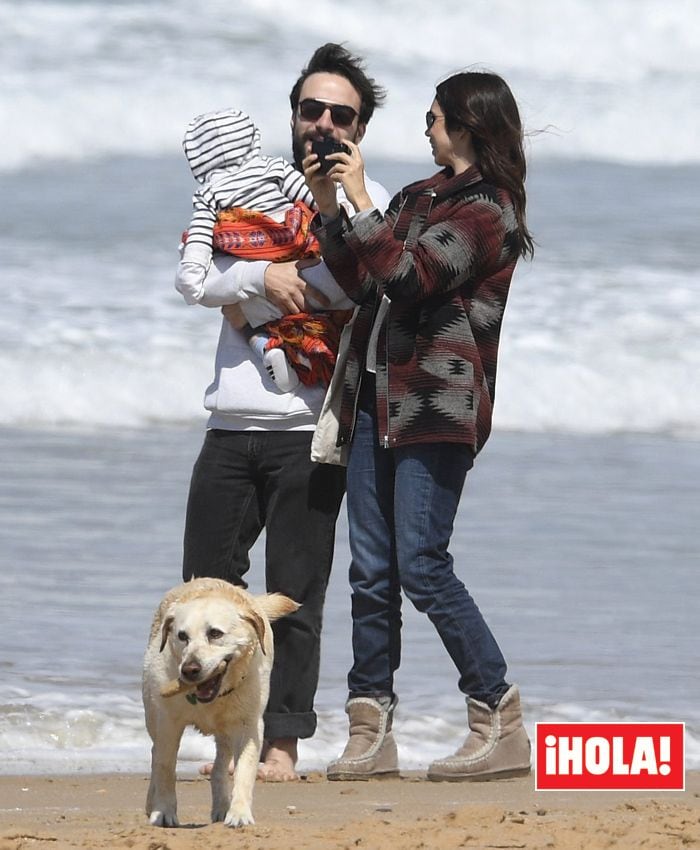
[{"left": 180, "top": 661, "right": 202, "bottom": 682}]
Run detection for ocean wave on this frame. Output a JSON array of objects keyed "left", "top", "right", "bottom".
[
  {"left": 2, "top": 691, "right": 698, "bottom": 775},
  {"left": 1, "top": 260, "right": 697, "bottom": 437},
  {"left": 1, "top": 0, "right": 699, "bottom": 170},
  {"left": 0, "top": 336, "right": 697, "bottom": 438}
]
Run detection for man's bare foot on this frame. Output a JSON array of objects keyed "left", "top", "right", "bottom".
[
  {"left": 198, "top": 738, "right": 298, "bottom": 780},
  {"left": 256, "top": 737, "right": 299, "bottom": 782}
]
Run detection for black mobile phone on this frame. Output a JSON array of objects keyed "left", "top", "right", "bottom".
[{"left": 311, "top": 138, "right": 350, "bottom": 174}]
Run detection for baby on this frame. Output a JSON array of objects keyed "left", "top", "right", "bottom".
[{"left": 176, "top": 108, "right": 344, "bottom": 392}]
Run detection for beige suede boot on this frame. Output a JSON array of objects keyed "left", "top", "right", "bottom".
[
  {"left": 427, "top": 684, "right": 531, "bottom": 781},
  {"left": 327, "top": 696, "right": 400, "bottom": 781}
]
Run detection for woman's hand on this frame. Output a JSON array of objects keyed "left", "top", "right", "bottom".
[
  {"left": 303, "top": 152, "right": 340, "bottom": 219},
  {"left": 323, "top": 140, "right": 373, "bottom": 214}
]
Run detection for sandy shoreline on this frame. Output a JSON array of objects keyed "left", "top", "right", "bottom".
[{"left": 1, "top": 771, "right": 698, "bottom": 849}]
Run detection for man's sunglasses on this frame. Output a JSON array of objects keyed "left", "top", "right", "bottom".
[{"left": 298, "top": 98, "right": 358, "bottom": 128}]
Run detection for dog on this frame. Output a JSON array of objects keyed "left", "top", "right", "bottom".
[{"left": 142, "top": 577, "right": 299, "bottom": 828}]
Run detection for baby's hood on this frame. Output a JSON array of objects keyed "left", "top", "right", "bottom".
[{"left": 183, "top": 108, "right": 262, "bottom": 182}]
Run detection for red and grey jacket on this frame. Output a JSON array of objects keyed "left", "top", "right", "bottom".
[{"left": 313, "top": 165, "right": 520, "bottom": 456}]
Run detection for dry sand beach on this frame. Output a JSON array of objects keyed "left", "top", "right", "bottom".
[{"left": 1, "top": 771, "right": 698, "bottom": 850}]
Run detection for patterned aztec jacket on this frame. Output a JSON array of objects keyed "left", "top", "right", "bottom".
[{"left": 312, "top": 164, "right": 521, "bottom": 456}]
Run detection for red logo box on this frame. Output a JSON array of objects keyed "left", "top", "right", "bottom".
[{"left": 535, "top": 722, "right": 685, "bottom": 790}]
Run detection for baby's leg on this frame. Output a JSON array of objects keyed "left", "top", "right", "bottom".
[{"left": 246, "top": 328, "right": 268, "bottom": 359}]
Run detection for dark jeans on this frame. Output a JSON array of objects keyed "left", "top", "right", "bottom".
[
  {"left": 346, "top": 383, "right": 509, "bottom": 707},
  {"left": 183, "top": 429, "right": 346, "bottom": 739}
]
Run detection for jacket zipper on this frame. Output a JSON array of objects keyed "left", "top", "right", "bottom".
[
  {"left": 395, "top": 195, "right": 409, "bottom": 249},
  {"left": 382, "top": 313, "right": 390, "bottom": 448},
  {"left": 381, "top": 194, "right": 410, "bottom": 446}
]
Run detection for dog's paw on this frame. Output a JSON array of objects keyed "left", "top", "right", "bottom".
[
  {"left": 211, "top": 803, "right": 228, "bottom": 823},
  {"left": 149, "top": 809, "right": 179, "bottom": 828},
  {"left": 223, "top": 805, "right": 255, "bottom": 828}
]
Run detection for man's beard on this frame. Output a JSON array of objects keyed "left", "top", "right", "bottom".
[
  {"left": 291, "top": 131, "right": 308, "bottom": 172},
  {"left": 291, "top": 125, "right": 357, "bottom": 171}
]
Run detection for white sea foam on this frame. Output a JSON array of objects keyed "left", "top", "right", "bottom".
[
  {"left": 2, "top": 0, "right": 700, "bottom": 170},
  {"left": 496, "top": 263, "right": 700, "bottom": 437},
  {"left": 3, "top": 690, "right": 698, "bottom": 775}
]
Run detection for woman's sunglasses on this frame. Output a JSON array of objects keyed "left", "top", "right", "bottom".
[
  {"left": 298, "top": 98, "right": 358, "bottom": 128},
  {"left": 425, "top": 111, "right": 445, "bottom": 130}
]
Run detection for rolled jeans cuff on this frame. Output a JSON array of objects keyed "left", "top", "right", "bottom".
[{"left": 264, "top": 710, "right": 318, "bottom": 741}]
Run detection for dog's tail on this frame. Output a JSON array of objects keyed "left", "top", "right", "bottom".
[{"left": 257, "top": 593, "right": 300, "bottom": 623}]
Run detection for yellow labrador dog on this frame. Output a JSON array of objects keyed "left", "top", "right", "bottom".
[{"left": 142, "top": 577, "right": 298, "bottom": 828}]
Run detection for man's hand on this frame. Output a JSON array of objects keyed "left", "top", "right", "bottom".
[
  {"left": 303, "top": 154, "right": 340, "bottom": 218},
  {"left": 264, "top": 260, "right": 330, "bottom": 315}
]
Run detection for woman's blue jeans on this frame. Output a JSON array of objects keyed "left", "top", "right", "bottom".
[{"left": 346, "top": 385, "right": 509, "bottom": 707}]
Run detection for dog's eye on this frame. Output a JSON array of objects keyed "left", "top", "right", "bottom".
[
  {"left": 177, "top": 630, "right": 189, "bottom": 643},
  {"left": 207, "top": 628, "right": 224, "bottom": 641}
]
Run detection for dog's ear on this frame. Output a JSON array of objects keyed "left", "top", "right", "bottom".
[
  {"left": 159, "top": 614, "right": 174, "bottom": 652},
  {"left": 241, "top": 611, "right": 267, "bottom": 655},
  {"left": 256, "top": 593, "right": 301, "bottom": 623}
]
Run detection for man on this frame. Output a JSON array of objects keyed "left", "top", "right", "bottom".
[{"left": 179, "top": 44, "right": 390, "bottom": 781}]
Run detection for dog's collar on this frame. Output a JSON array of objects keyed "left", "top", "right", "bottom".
[{"left": 216, "top": 681, "right": 241, "bottom": 700}]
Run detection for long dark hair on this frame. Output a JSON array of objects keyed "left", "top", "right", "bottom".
[{"left": 435, "top": 71, "right": 534, "bottom": 258}]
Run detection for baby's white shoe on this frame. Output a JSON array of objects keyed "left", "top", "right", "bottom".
[{"left": 263, "top": 348, "right": 300, "bottom": 392}]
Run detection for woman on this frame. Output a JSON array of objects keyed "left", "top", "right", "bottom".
[{"left": 304, "top": 70, "right": 534, "bottom": 781}]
